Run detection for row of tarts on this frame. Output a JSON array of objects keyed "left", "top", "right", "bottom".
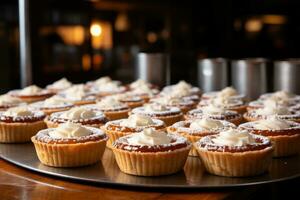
[{"left": 0, "top": 77, "right": 300, "bottom": 177}]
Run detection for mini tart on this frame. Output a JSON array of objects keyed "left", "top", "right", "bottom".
[
  {"left": 102, "top": 118, "right": 165, "bottom": 148},
  {"left": 0, "top": 109, "right": 46, "bottom": 143},
  {"left": 131, "top": 106, "right": 183, "bottom": 126},
  {"left": 57, "top": 93, "right": 96, "bottom": 106},
  {"left": 201, "top": 92, "right": 245, "bottom": 101},
  {"left": 161, "top": 83, "right": 201, "bottom": 97},
  {"left": 239, "top": 120, "right": 300, "bottom": 157},
  {"left": 194, "top": 132, "right": 273, "bottom": 177},
  {"left": 29, "top": 100, "right": 74, "bottom": 115},
  {"left": 198, "top": 98, "right": 247, "bottom": 114},
  {"left": 31, "top": 126, "right": 108, "bottom": 167},
  {"left": 247, "top": 100, "right": 299, "bottom": 112},
  {"left": 111, "top": 131, "right": 191, "bottom": 176},
  {"left": 9, "top": 88, "right": 54, "bottom": 103},
  {"left": 86, "top": 104, "right": 130, "bottom": 121},
  {"left": 57, "top": 85, "right": 96, "bottom": 105},
  {"left": 150, "top": 97, "right": 197, "bottom": 114},
  {"left": 0, "top": 95, "right": 26, "bottom": 111},
  {"left": 115, "top": 94, "right": 145, "bottom": 109},
  {"left": 44, "top": 108, "right": 107, "bottom": 128},
  {"left": 259, "top": 92, "right": 300, "bottom": 102},
  {"left": 185, "top": 108, "right": 243, "bottom": 125},
  {"left": 243, "top": 109, "right": 300, "bottom": 123},
  {"left": 167, "top": 120, "right": 236, "bottom": 156},
  {"left": 46, "top": 78, "right": 72, "bottom": 93}
]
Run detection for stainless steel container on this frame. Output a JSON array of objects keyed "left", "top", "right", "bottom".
[
  {"left": 135, "top": 53, "right": 170, "bottom": 86},
  {"left": 231, "top": 58, "right": 268, "bottom": 100},
  {"left": 274, "top": 59, "right": 300, "bottom": 94},
  {"left": 197, "top": 58, "right": 228, "bottom": 92}
]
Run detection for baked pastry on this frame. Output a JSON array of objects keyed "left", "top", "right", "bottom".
[
  {"left": 259, "top": 90, "right": 300, "bottom": 102},
  {"left": 0, "top": 94, "right": 26, "bottom": 111},
  {"left": 194, "top": 128, "right": 273, "bottom": 177},
  {"left": 86, "top": 76, "right": 121, "bottom": 88},
  {"left": 129, "top": 79, "right": 159, "bottom": 102},
  {"left": 167, "top": 118, "right": 236, "bottom": 156},
  {"left": 131, "top": 103, "right": 183, "bottom": 126},
  {"left": 112, "top": 93, "right": 145, "bottom": 109},
  {"left": 89, "top": 78, "right": 126, "bottom": 97},
  {"left": 129, "top": 79, "right": 157, "bottom": 90},
  {"left": 102, "top": 114, "right": 165, "bottom": 148},
  {"left": 29, "top": 96, "right": 74, "bottom": 115},
  {"left": 0, "top": 107, "right": 46, "bottom": 143},
  {"left": 239, "top": 116, "right": 300, "bottom": 157},
  {"left": 201, "top": 87, "right": 245, "bottom": 101},
  {"left": 87, "top": 96, "right": 130, "bottom": 120},
  {"left": 198, "top": 96, "right": 247, "bottom": 114},
  {"left": 160, "top": 80, "right": 201, "bottom": 100},
  {"left": 58, "top": 84, "right": 96, "bottom": 105},
  {"left": 150, "top": 96, "right": 197, "bottom": 114},
  {"left": 185, "top": 105, "right": 243, "bottom": 125},
  {"left": 45, "top": 106, "right": 107, "bottom": 128},
  {"left": 244, "top": 104, "right": 300, "bottom": 123},
  {"left": 111, "top": 128, "right": 191, "bottom": 176},
  {"left": 32, "top": 122, "right": 108, "bottom": 167},
  {"left": 46, "top": 78, "right": 72, "bottom": 93},
  {"left": 8, "top": 85, "right": 54, "bottom": 103}
]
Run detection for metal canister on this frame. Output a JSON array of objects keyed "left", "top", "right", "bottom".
[
  {"left": 197, "top": 58, "right": 228, "bottom": 92},
  {"left": 135, "top": 53, "right": 170, "bottom": 86},
  {"left": 231, "top": 58, "right": 268, "bottom": 100}
]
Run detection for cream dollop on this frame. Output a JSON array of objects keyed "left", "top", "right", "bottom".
[
  {"left": 127, "top": 128, "right": 171, "bottom": 145},
  {"left": 273, "top": 90, "right": 295, "bottom": 100},
  {"left": 212, "top": 129, "right": 255, "bottom": 146},
  {"left": 0, "top": 95, "right": 23, "bottom": 105},
  {"left": 263, "top": 96, "right": 289, "bottom": 107},
  {"left": 131, "top": 85, "right": 156, "bottom": 96},
  {"left": 48, "top": 78, "right": 72, "bottom": 89},
  {"left": 96, "top": 96, "right": 124, "bottom": 109},
  {"left": 217, "top": 87, "right": 238, "bottom": 98},
  {"left": 49, "top": 122, "right": 91, "bottom": 138},
  {"left": 190, "top": 118, "right": 224, "bottom": 130},
  {"left": 252, "top": 117, "right": 291, "bottom": 130},
  {"left": 202, "top": 104, "right": 227, "bottom": 115},
  {"left": 94, "top": 76, "right": 112, "bottom": 86},
  {"left": 174, "top": 80, "right": 192, "bottom": 90},
  {"left": 60, "top": 107, "right": 96, "bottom": 119},
  {"left": 152, "top": 96, "right": 181, "bottom": 106},
  {"left": 43, "top": 96, "right": 70, "bottom": 106},
  {"left": 98, "top": 82, "right": 122, "bottom": 92},
  {"left": 255, "top": 105, "right": 291, "bottom": 115},
  {"left": 145, "top": 103, "right": 168, "bottom": 112},
  {"left": 3, "top": 107, "right": 34, "bottom": 117},
  {"left": 120, "top": 114, "right": 155, "bottom": 127},
  {"left": 62, "top": 85, "right": 88, "bottom": 100},
  {"left": 130, "top": 79, "right": 149, "bottom": 89},
  {"left": 19, "top": 85, "right": 43, "bottom": 95}
]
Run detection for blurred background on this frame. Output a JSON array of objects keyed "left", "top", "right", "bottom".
[{"left": 1, "top": 0, "right": 300, "bottom": 93}]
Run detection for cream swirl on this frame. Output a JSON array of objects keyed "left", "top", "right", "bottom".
[
  {"left": 145, "top": 103, "right": 168, "bottom": 112},
  {"left": 273, "top": 90, "right": 295, "bottom": 100},
  {"left": 48, "top": 78, "right": 72, "bottom": 89},
  {"left": 120, "top": 114, "right": 155, "bottom": 127},
  {"left": 152, "top": 96, "right": 181, "bottom": 106},
  {"left": 60, "top": 107, "right": 96, "bottom": 120},
  {"left": 201, "top": 104, "right": 227, "bottom": 115},
  {"left": 94, "top": 76, "right": 112, "bottom": 86},
  {"left": 43, "top": 96, "right": 71, "bottom": 106},
  {"left": 0, "top": 95, "right": 23, "bottom": 105},
  {"left": 61, "top": 85, "right": 88, "bottom": 100},
  {"left": 263, "top": 96, "right": 290, "bottom": 107},
  {"left": 255, "top": 105, "right": 291, "bottom": 115},
  {"left": 252, "top": 117, "right": 291, "bottom": 130},
  {"left": 19, "top": 85, "right": 43, "bottom": 95},
  {"left": 174, "top": 80, "right": 192, "bottom": 90},
  {"left": 48, "top": 122, "right": 91, "bottom": 138},
  {"left": 131, "top": 85, "right": 157, "bottom": 96},
  {"left": 127, "top": 128, "right": 171, "bottom": 145},
  {"left": 212, "top": 129, "right": 256, "bottom": 146},
  {"left": 190, "top": 118, "right": 224, "bottom": 130},
  {"left": 96, "top": 96, "right": 124, "bottom": 109},
  {"left": 3, "top": 107, "right": 34, "bottom": 117},
  {"left": 217, "top": 87, "right": 238, "bottom": 98},
  {"left": 130, "top": 79, "right": 149, "bottom": 89}
]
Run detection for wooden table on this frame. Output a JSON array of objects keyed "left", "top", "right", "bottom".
[{"left": 0, "top": 158, "right": 298, "bottom": 200}]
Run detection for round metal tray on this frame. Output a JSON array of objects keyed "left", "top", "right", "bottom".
[{"left": 0, "top": 143, "right": 299, "bottom": 188}]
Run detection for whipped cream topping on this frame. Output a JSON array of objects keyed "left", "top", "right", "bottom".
[
  {"left": 19, "top": 85, "right": 43, "bottom": 95},
  {"left": 96, "top": 96, "right": 125, "bottom": 109},
  {"left": 94, "top": 76, "right": 112, "bottom": 86},
  {"left": 3, "top": 107, "right": 34, "bottom": 117},
  {"left": 127, "top": 128, "right": 172, "bottom": 146},
  {"left": 252, "top": 117, "right": 291, "bottom": 130},
  {"left": 120, "top": 114, "right": 155, "bottom": 127},
  {"left": 130, "top": 79, "right": 149, "bottom": 89},
  {"left": 60, "top": 107, "right": 96, "bottom": 120},
  {"left": 43, "top": 96, "right": 71, "bottom": 106},
  {"left": 212, "top": 129, "right": 256, "bottom": 146},
  {"left": 60, "top": 84, "right": 90, "bottom": 100},
  {"left": 255, "top": 105, "right": 291, "bottom": 115},
  {"left": 0, "top": 95, "right": 23, "bottom": 105},
  {"left": 48, "top": 122, "right": 92, "bottom": 138},
  {"left": 273, "top": 90, "right": 295, "bottom": 100},
  {"left": 174, "top": 80, "right": 192, "bottom": 90},
  {"left": 201, "top": 104, "right": 227, "bottom": 115},
  {"left": 190, "top": 118, "right": 224, "bottom": 130},
  {"left": 131, "top": 84, "right": 157, "bottom": 96},
  {"left": 263, "top": 96, "right": 290, "bottom": 107},
  {"left": 217, "top": 87, "right": 238, "bottom": 98},
  {"left": 145, "top": 103, "right": 168, "bottom": 112},
  {"left": 47, "top": 78, "right": 72, "bottom": 90},
  {"left": 151, "top": 96, "right": 182, "bottom": 106}
]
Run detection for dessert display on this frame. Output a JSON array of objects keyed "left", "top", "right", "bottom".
[
  {"left": 185, "top": 105, "right": 243, "bottom": 125},
  {"left": 88, "top": 96, "right": 130, "bottom": 120},
  {"left": 239, "top": 117, "right": 300, "bottom": 157},
  {"left": 150, "top": 95, "right": 197, "bottom": 113},
  {"left": 102, "top": 114, "right": 165, "bottom": 148},
  {"left": 31, "top": 122, "right": 108, "bottom": 167},
  {"left": 45, "top": 106, "right": 107, "bottom": 128},
  {"left": 111, "top": 128, "right": 191, "bottom": 176},
  {"left": 46, "top": 77, "right": 72, "bottom": 93},
  {"left": 131, "top": 103, "right": 183, "bottom": 126},
  {"left": 194, "top": 128, "right": 273, "bottom": 177},
  {"left": 244, "top": 104, "right": 300, "bottom": 123},
  {"left": 167, "top": 118, "right": 236, "bottom": 156},
  {"left": 29, "top": 96, "right": 74, "bottom": 115},
  {"left": 0, "top": 107, "right": 46, "bottom": 143},
  {"left": 0, "top": 94, "right": 26, "bottom": 111},
  {"left": 8, "top": 85, "right": 54, "bottom": 103},
  {"left": 58, "top": 84, "right": 96, "bottom": 105},
  {"left": 201, "top": 87, "right": 245, "bottom": 101}
]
